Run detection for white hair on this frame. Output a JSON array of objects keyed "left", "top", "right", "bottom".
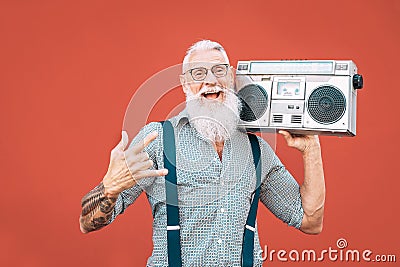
[{"left": 182, "top": 40, "right": 230, "bottom": 73}]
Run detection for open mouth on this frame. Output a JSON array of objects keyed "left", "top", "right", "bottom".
[{"left": 201, "top": 91, "right": 222, "bottom": 100}]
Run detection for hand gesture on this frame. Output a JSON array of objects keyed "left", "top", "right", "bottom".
[{"left": 102, "top": 131, "right": 168, "bottom": 198}]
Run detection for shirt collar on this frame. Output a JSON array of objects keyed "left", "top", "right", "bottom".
[{"left": 170, "top": 108, "right": 190, "bottom": 128}]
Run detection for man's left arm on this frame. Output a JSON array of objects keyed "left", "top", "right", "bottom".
[{"left": 279, "top": 130, "right": 325, "bottom": 235}]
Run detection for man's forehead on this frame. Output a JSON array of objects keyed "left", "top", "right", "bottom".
[
  {"left": 187, "top": 61, "right": 227, "bottom": 69},
  {"left": 184, "top": 50, "right": 229, "bottom": 71},
  {"left": 189, "top": 50, "right": 227, "bottom": 63}
]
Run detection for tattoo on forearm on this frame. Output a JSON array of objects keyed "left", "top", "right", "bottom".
[
  {"left": 99, "top": 197, "right": 116, "bottom": 213},
  {"left": 81, "top": 183, "right": 103, "bottom": 207},
  {"left": 80, "top": 182, "right": 117, "bottom": 232}
]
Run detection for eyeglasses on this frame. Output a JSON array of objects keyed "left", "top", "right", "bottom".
[{"left": 184, "top": 64, "right": 229, "bottom": 81}]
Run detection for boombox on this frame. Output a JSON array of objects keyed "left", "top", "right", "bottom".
[{"left": 236, "top": 60, "right": 363, "bottom": 136}]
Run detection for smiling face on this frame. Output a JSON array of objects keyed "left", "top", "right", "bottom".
[
  {"left": 180, "top": 49, "right": 234, "bottom": 102},
  {"left": 180, "top": 46, "right": 241, "bottom": 142}
]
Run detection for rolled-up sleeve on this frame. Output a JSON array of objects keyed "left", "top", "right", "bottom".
[{"left": 258, "top": 137, "right": 304, "bottom": 229}]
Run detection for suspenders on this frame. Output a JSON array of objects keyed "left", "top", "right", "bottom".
[
  {"left": 161, "top": 120, "right": 261, "bottom": 267},
  {"left": 241, "top": 133, "right": 261, "bottom": 267},
  {"left": 162, "top": 120, "right": 182, "bottom": 267}
]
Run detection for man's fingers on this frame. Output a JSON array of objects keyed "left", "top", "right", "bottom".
[
  {"left": 279, "top": 130, "right": 292, "bottom": 141},
  {"left": 135, "top": 151, "right": 149, "bottom": 162},
  {"left": 142, "top": 131, "right": 158, "bottom": 149},
  {"left": 279, "top": 130, "right": 299, "bottom": 147},
  {"left": 279, "top": 130, "right": 311, "bottom": 151},
  {"left": 127, "top": 159, "right": 154, "bottom": 173},
  {"left": 117, "top": 168, "right": 168, "bottom": 190},
  {"left": 124, "top": 152, "right": 150, "bottom": 172},
  {"left": 133, "top": 169, "right": 168, "bottom": 180},
  {"left": 131, "top": 131, "right": 158, "bottom": 154}
]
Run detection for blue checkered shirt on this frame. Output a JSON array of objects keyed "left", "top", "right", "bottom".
[{"left": 111, "top": 110, "right": 304, "bottom": 267}]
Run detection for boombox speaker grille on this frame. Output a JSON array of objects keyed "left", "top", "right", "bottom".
[
  {"left": 238, "top": 84, "right": 268, "bottom": 122},
  {"left": 307, "top": 85, "right": 346, "bottom": 125}
]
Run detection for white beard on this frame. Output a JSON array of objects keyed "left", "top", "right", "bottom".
[{"left": 185, "top": 86, "right": 241, "bottom": 142}]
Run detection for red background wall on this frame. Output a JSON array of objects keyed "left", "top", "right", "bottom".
[{"left": 1, "top": 0, "right": 399, "bottom": 266}]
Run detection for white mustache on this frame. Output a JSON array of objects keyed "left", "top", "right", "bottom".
[{"left": 194, "top": 85, "right": 235, "bottom": 98}]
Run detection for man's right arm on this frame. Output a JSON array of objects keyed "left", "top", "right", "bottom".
[{"left": 79, "top": 130, "right": 168, "bottom": 234}]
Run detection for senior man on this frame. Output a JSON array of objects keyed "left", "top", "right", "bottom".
[{"left": 79, "top": 40, "right": 325, "bottom": 267}]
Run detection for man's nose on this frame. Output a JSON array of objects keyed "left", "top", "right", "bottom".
[{"left": 203, "top": 70, "right": 218, "bottom": 85}]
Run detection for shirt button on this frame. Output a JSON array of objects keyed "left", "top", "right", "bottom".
[
  {"left": 217, "top": 239, "right": 222, "bottom": 244},
  {"left": 220, "top": 208, "right": 225, "bottom": 212}
]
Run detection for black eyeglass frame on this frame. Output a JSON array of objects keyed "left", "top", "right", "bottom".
[{"left": 183, "top": 63, "right": 230, "bottom": 81}]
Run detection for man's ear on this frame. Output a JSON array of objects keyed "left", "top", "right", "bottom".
[
  {"left": 180, "top": 74, "right": 188, "bottom": 93},
  {"left": 228, "top": 66, "right": 235, "bottom": 91}
]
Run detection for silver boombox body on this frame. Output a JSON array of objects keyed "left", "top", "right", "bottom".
[{"left": 236, "top": 60, "right": 363, "bottom": 136}]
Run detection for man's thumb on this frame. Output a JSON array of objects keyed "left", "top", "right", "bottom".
[{"left": 121, "top": 131, "right": 129, "bottom": 150}]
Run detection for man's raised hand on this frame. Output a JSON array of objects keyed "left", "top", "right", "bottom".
[
  {"left": 278, "top": 130, "right": 320, "bottom": 154},
  {"left": 102, "top": 131, "right": 168, "bottom": 198}
]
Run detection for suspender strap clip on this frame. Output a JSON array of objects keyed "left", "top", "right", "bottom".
[
  {"left": 245, "top": 224, "right": 256, "bottom": 232},
  {"left": 167, "top": 225, "right": 181, "bottom": 231}
]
